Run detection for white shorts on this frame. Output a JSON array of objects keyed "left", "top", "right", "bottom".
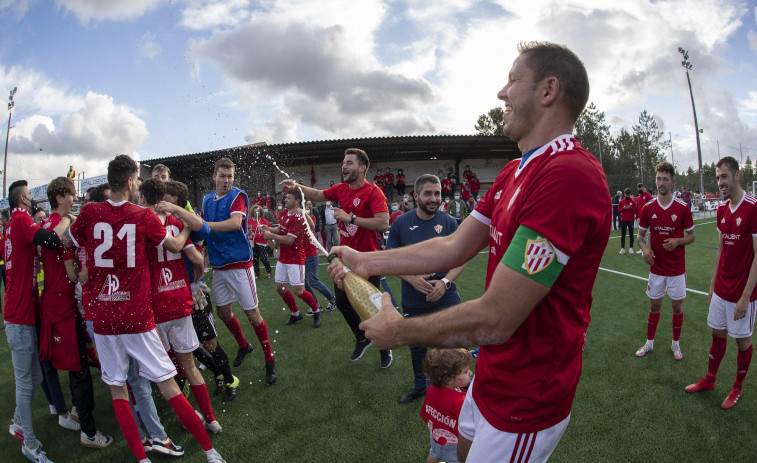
[
  {"left": 646, "top": 273, "right": 687, "bottom": 301},
  {"left": 275, "top": 262, "right": 305, "bottom": 286},
  {"left": 94, "top": 330, "right": 177, "bottom": 387},
  {"left": 457, "top": 378, "right": 570, "bottom": 463},
  {"left": 212, "top": 267, "right": 259, "bottom": 310},
  {"left": 707, "top": 292, "right": 757, "bottom": 338},
  {"left": 156, "top": 316, "right": 200, "bottom": 354}
]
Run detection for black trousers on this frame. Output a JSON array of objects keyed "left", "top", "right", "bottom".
[
  {"left": 69, "top": 314, "right": 96, "bottom": 437},
  {"left": 612, "top": 208, "right": 620, "bottom": 229},
  {"left": 620, "top": 220, "right": 635, "bottom": 249},
  {"left": 334, "top": 275, "right": 381, "bottom": 342},
  {"left": 252, "top": 243, "right": 271, "bottom": 277}
]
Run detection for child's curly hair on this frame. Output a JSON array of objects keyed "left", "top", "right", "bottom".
[{"left": 422, "top": 348, "right": 472, "bottom": 387}]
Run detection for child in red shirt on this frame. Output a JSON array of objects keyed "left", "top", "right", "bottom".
[{"left": 420, "top": 348, "right": 474, "bottom": 463}]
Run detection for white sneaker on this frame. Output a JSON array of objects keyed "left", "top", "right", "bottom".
[
  {"left": 619, "top": 248, "right": 626, "bottom": 254},
  {"left": 58, "top": 413, "right": 80, "bottom": 431},
  {"left": 22, "top": 441, "right": 54, "bottom": 463},
  {"left": 195, "top": 410, "right": 222, "bottom": 434},
  {"left": 672, "top": 342, "right": 683, "bottom": 360},
  {"left": 70, "top": 406, "right": 79, "bottom": 423},
  {"left": 205, "top": 448, "right": 226, "bottom": 463},
  {"left": 629, "top": 248, "right": 635, "bottom": 254},
  {"left": 637, "top": 249, "right": 644, "bottom": 254},
  {"left": 48, "top": 405, "right": 57, "bottom": 415},
  {"left": 635, "top": 342, "right": 653, "bottom": 357},
  {"left": 80, "top": 430, "right": 113, "bottom": 449},
  {"left": 9, "top": 418, "right": 23, "bottom": 441}
]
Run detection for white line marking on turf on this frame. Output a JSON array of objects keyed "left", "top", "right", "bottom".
[
  {"left": 599, "top": 267, "right": 708, "bottom": 296},
  {"left": 608, "top": 220, "right": 717, "bottom": 239}
]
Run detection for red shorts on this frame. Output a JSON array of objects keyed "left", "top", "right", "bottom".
[{"left": 39, "top": 291, "right": 80, "bottom": 371}]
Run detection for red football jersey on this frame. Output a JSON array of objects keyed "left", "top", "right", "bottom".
[
  {"left": 637, "top": 192, "right": 654, "bottom": 212},
  {"left": 384, "top": 172, "right": 394, "bottom": 185},
  {"left": 69, "top": 200, "right": 169, "bottom": 335},
  {"left": 3, "top": 208, "right": 42, "bottom": 325},
  {"left": 149, "top": 215, "right": 194, "bottom": 324},
  {"left": 638, "top": 197, "right": 694, "bottom": 276},
  {"left": 249, "top": 218, "right": 272, "bottom": 245},
  {"left": 715, "top": 193, "right": 757, "bottom": 303},
  {"left": 40, "top": 213, "right": 76, "bottom": 296},
  {"left": 420, "top": 385, "right": 466, "bottom": 446},
  {"left": 77, "top": 247, "right": 94, "bottom": 321},
  {"left": 618, "top": 197, "right": 636, "bottom": 221},
  {"left": 304, "top": 213, "right": 319, "bottom": 258},
  {"left": 441, "top": 178, "right": 453, "bottom": 193},
  {"left": 471, "top": 135, "right": 610, "bottom": 433},
  {"left": 277, "top": 210, "right": 307, "bottom": 265},
  {"left": 323, "top": 182, "right": 388, "bottom": 252}
]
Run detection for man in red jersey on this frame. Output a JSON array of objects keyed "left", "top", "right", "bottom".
[
  {"left": 39, "top": 177, "right": 113, "bottom": 450},
  {"left": 330, "top": 42, "right": 610, "bottom": 462},
  {"left": 281, "top": 148, "right": 392, "bottom": 368},
  {"left": 685, "top": 156, "right": 757, "bottom": 409},
  {"left": 5, "top": 179, "right": 74, "bottom": 462},
  {"left": 202, "top": 157, "right": 276, "bottom": 385},
  {"left": 262, "top": 189, "right": 322, "bottom": 328},
  {"left": 67, "top": 155, "right": 225, "bottom": 463},
  {"left": 618, "top": 188, "right": 637, "bottom": 254},
  {"left": 635, "top": 162, "right": 695, "bottom": 360}
]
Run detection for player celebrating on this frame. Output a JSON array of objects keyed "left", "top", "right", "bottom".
[
  {"left": 67, "top": 155, "right": 225, "bottom": 463},
  {"left": 330, "top": 42, "right": 609, "bottom": 461},
  {"left": 202, "top": 157, "right": 276, "bottom": 384},
  {"left": 634, "top": 162, "right": 695, "bottom": 360},
  {"left": 685, "top": 156, "right": 757, "bottom": 409},
  {"left": 281, "top": 148, "right": 392, "bottom": 368},
  {"left": 262, "top": 189, "right": 322, "bottom": 328}
]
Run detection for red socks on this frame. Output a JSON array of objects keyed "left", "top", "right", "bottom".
[
  {"left": 280, "top": 290, "right": 299, "bottom": 313},
  {"left": 224, "top": 316, "right": 248, "bottom": 349},
  {"left": 298, "top": 290, "right": 319, "bottom": 312},
  {"left": 707, "top": 334, "right": 728, "bottom": 382},
  {"left": 254, "top": 321, "right": 274, "bottom": 362},
  {"left": 646, "top": 311, "right": 660, "bottom": 341},
  {"left": 735, "top": 344, "right": 753, "bottom": 390},
  {"left": 191, "top": 384, "right": 216, "bottom": 423},
  {"left": 168, "top": 394, "right": 212, "bottom": 451},
  {"left": 672, "top": 312, "right": 683, "bottom": 342},
  {"left": 113, "top": 398, "right": 147, "bottom": 460}
]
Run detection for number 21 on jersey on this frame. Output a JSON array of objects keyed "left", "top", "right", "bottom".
[{"left": 94, "top": 222, "right": 136, "bottom": 268}]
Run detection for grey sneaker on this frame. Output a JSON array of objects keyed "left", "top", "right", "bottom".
[
  {"left": 151, "top": 437, "right": 184, "bottom": 456},
  {"left": 59, "top": 413, "right": 80, "bottom": 431},
  {"left": 80, "top": 431, "right": 113, "bottom": 449},
  {"left": 22, "top": 442, "right": 54, "bottom": 463}
]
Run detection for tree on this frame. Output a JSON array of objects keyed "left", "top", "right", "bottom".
[
  {"left": 474, "top": 107, "right": 505, "bottom": 136},
  {"left": 574, "top": 102, "right": 612, "bottom": 169}
]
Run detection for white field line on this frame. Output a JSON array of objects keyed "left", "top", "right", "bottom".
[
  {"left": 598, "top": 267, "right": 708, "bottom": 296},
  {"left": 608, "top": 220, "right": 717, "bottom": 239}
]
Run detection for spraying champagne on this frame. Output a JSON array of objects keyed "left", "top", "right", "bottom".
[{"left": 327, "top": 253, "right": 382, "bottom": 320}]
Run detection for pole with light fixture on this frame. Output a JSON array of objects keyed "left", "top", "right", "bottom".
[
  {"left": 3, "top": 86, "right": 16, "bottom": 197},
  {"left": 678, "top": 48, "right": 705, "bottom": 197}
]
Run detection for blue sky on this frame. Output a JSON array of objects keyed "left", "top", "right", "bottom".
[{"left": 1, "top": 0, "right": 756, "bottom": 188}]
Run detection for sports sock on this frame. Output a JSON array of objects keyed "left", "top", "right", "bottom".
[
  {"left": 646, "top": 311, "right": 660, "bottom": 341},
  {"left": 672, "top": 312, "right": 684, "bottom": 342},
  {"left": 223, "top": 316, "right": 248, "bottom": 349},
  {"left": 190, "top": 384, "right": 216, "bottom": 423},
  {"left": 735, "top": 344, "right": 753, "bottom": 390},
  {"left": 210, "top": 344, "right": 233, "bottom": 384},
  {"left": 167, "top": 394, "right": 212, "bottom": 451},
  {"left": 298, "top": 290, "right": 319, "bottom": 312},
  {"left": 280, "top": 290, "right": 299, "bottom": 313},
  {"left": 113, "top": 398, "right": 147, "bottom": 460},
  {"left": 707, "top": 334, "right": 728, "bottom": 382},
  {"left": 253, "top": 321, "right": 274, "bottom": 362},
  {"left": 194, "top": 347, "right": 221, "bottom": 377}
]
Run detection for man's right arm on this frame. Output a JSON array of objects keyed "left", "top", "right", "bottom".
[
  {"left": 280, "top": 179, "right": 327, "bottom": 202},
  {"left": 206, "top": 213, "right": 244, "bottom": 232},
  {"left": 158, "top": 201, "right": 204, "bottom": 231}
]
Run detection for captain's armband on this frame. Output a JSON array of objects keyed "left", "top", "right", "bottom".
[{"left": 501, "top": 225, "right": 569, "bottom": 287}]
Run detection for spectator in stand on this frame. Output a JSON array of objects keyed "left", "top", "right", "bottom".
[
  {"left": 446, "top": 167, "right": 457, "bottom": 196},
  {"left": 374, "top": 169, "right": 385, "bottom": 185},
  {"left": 400, "top": 194, "right": 413, "bottom": 212},
  {"left": 396, "top": 168, "right": 406, "bottom": 197},
  {"left": 384, "top": 167, "right": 395, "bottom": 201},
  {"left": 376, "top": 178, "right": 386, "bottom": 198},
  {"left": 323, "top": 200, "right": 339, "bottom": 252},
  {"left": 469, "top": 173, "right": 480, "bottom": 200},
  {"left": 390, "top": 201, "right": 403, "bottom": 225},
  {"left": 263, "top": 205, "right": 275, "bottom": 225},
  {"left": 33, "top": 207, "right": 46, "bottom": 225},
  {"left": 462, "top": 165, "right": 474, "bottom": 183},
  {"left": 446, "top": 193, "right": 469, "bottom": 225},
  {"left": 252, "top": 191, "right": 265, "bottom": 207},
  {"left": 460, "top": 179, "right": 472, "bottom": 205},
  {"left": 612, "top": 190, "right": 622, "bottom": 230},
  {"left": 619, "top": 187, "right": 638, "bottom": 255},
  {"left": 441, "top": 176, "right": 453, "bottom": 200},
  {"left": 249, "top": 205, "right": 272, "bottom": 279}
]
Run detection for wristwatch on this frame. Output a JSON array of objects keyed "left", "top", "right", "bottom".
[
  {"left": 350, "top": 213, "right": 357, "bottom": 224},
  {"left": 441, "top": 277, "right": 451, "bottom": 289}
]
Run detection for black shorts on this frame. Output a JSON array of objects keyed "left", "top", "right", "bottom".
[{"left": 191, "top": 292, "right": 218, "bottom": 342}]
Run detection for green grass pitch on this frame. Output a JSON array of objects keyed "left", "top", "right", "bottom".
[{"left": 1, "top": 216, "right": 756, "bottom": 462}]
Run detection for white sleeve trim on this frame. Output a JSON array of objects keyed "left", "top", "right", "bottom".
[
  {"left": 685, "top": 226, "right": 695, "bottom": 232},
  {"left": 638, "top": 225, "right": 648, "bottom": 231},
  {"left": 230, "top": 211, "right": 246, "bottom": 216},
  {"left": 68, "top": 229, "right": 81, "bottom": 248},
  {"left": 470, "top": 210, "right": 491, "bottom": 226}
]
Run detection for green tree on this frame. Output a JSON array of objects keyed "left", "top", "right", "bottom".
[
  {"left": 633, "top": 110, "right": 668, "bottom": 191},
  {"left": 574, "top": 102, "right": 612, "bottom": 169},
  {"left": 474, "top": 107, "right": 505, "bottom": 136}
]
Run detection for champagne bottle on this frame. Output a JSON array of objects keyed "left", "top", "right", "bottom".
[{"left": 327, "top": 253, "right": 382, "bottom": 320}]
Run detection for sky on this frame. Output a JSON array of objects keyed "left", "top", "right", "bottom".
[{"left": 1, "top": 0, "right": 756, "bottom": 191}]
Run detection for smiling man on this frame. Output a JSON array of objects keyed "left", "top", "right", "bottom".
[{"left": 328, "top": 42, "right": 610, "bottom": 462}]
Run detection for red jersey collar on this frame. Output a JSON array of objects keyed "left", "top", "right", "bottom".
[{"left": 11, "top": 207, "right": 30, "bottom": 217}]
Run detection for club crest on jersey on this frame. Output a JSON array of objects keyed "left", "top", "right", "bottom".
[
  {"left": 434, "top": 224, "right": 443, "bottom": 234},
  {"left": 671, "top": 214, "right": 677, "bottom": 222},
  {"left": 508, "top": 186, "right": 521, "bottom": 211},
  {"left": 737, "top": 217, "right": 742, "bottom": 227},
  {"left": 98, "top": 274, "right": 131, "bottom": 301},
  {"left": 524, "top": 237, "right": 555, "bottom": 275},
  {"left": 353, "top": 198, "right": 361, "bottom": 207},
  {"left": 494, "top": 190, "right": 502, "bottom": 200}
]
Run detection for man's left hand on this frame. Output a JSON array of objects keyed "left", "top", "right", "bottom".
[
  {"left": 425, "top": 280, "right": 445, "bottom": 302},
  {"left": 360, "top": 293, "right": 403, "bottom": 350},
  {"left": 662, "top": 238, "right": 679, "bottom": 252}
]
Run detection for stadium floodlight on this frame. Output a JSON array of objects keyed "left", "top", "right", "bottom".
[
  {"left": 3, "top": 86, "right": 16, "bottom": 197},
  {"left": 678, "top": 47, "right": 705, "bottom": 198}
]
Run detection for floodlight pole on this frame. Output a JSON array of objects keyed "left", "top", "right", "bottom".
[
  {"left": 3, "top": 86, "right": 16, "bottom": 198},
  {"left": 678, "top": 48, "right": 705, "bottom": 197}
]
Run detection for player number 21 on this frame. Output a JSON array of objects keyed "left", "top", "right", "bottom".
[{"left": 94, "top": 222, "right": 136, "bottom": 268}]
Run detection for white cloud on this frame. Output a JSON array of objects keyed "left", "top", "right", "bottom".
[
  {"left": 55, "top": 0, "right": 161, "bottom": 23},
  {"left": 179, "top": 0, "right": 251, "bottom": 30},
  {"left": 0, "top": 0, "right": 33, "bottom": 19},
  {"left": 137, "top": 32, "right": 162, "bottom": 60},
  {"left": 742, "top": 91, "right": 757, "bottom": 116}
]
